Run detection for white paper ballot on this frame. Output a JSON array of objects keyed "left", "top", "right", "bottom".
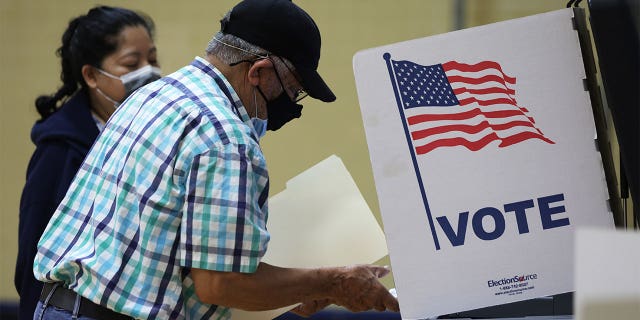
[{"left": 232, "top": 155, "right": 389, "bottom": 320}]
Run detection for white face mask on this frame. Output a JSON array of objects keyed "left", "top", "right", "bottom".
[
  {"left": 96, "top": 87, "right": 121, "bottom": 109},
  {"left": 97, "top": 65, "right": 162, "bottom": 106}
]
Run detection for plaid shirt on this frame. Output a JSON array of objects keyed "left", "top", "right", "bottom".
[{"left": 34, "top": 57, "right": 271, "bottom": 319}]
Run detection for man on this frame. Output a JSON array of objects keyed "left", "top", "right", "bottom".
[{"left": 33, "top": 0, "right": 399, "bottom": 319}]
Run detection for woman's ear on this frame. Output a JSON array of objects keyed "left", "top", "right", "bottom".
[
  {"left": 246, "top": 59, "right": 273, "bottom": 87},
  {"left": 81, "top": 64, "right": 98, "bottom": 89}
]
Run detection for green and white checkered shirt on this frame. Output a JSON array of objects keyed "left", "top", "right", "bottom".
[{"left": 34, "top": 57, "right": 271, "bottom": 319}]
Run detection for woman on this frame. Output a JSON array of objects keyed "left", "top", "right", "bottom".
[{"left": 15, "top": 6, "right": 160, "bottom": 319}]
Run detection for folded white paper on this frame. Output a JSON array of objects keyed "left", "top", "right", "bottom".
[{"left": 232, "top": 155, "right": 389, "bottom": 319}]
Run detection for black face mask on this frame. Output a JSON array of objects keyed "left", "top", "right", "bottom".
[{"left": 256, "top": 86, "right": 303, "bottom": 131}]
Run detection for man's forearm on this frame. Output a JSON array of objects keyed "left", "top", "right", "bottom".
[{"left": 192, "top": 262, "right": 334, "bottom": 311}]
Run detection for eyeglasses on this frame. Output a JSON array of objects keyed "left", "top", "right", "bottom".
[
  {"left": 277, "top": 56, "right": 308, "bottom": 103},
  {"left": 230, "top": 55, "right": 309, "bottom": 103},
  {"left": 292, "top": 88, "right": 308, "bottom": 103}
]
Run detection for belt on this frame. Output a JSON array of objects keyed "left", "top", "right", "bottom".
[{"left": 40, "top": 282, "right": 133, "bottom": 320}]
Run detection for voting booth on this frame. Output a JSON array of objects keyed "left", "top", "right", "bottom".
[{"left": 354, "top": 7, "right": 619, "bottom": 319}]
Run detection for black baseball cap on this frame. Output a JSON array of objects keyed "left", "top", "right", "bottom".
[{"left": 221, "top": 0, "right": 336, "bottom": 102}]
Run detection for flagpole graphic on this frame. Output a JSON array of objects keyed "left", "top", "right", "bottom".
[{"left": 384, "top": 52, "right": 442, "bottom": 250}]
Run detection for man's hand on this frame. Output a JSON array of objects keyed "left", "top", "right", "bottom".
[
  {"left": 290, "top": 265, "right": 399, "bottom": 317},
  {"left": 328, "top": 265, "right": 399, "bottom": 313}
]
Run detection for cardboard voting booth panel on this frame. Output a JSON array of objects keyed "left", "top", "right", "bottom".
[
  {"left": 353, "top": 8, "right": 614, "bottom": 318},
  {"left": 574, "top": 229, "right": 640, "bottom": 320}
]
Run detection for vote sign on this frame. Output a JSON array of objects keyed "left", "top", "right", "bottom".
[{"left": 353, "top": 9, "right": 614, "bottom": 318}]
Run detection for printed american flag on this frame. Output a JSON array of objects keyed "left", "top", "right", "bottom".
[{"left": 390, "top": 59, "right": 554, "bottom": 155}]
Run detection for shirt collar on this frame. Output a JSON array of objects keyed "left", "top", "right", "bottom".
[{"left": 191, "top": 56, "right": 251, "bottom": 124}]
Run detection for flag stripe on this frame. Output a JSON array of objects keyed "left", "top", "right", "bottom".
[
  {"left": 498, "top": 131, "right": 555, "bottom": 147},
  {"left": 452, "top": 87, "right": 515, "bottom": 96},
  {"left": 447, "top": 74, "right": 514, "bottom": 88},
  {"left": 442, "top": 61, "right": 516, "bottom": 84},
  {"left": 458, "top": 97, "right": 518, "bottom": 107},
  {"left": 414, "top": 130, "right": 554, "bottom": 155},
  {"left": 415, "top": 132, "right": 501, "bottom": 154},
  {"left": 407, "top": 107, "right": 533, "bottom": 125},
  {"left": 411, "top": 120, "right": 537, "bottom": 140}
]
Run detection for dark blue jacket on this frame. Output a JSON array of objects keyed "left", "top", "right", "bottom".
[{"left": 15, "top": 91, "right": 99, "bottom": 320}]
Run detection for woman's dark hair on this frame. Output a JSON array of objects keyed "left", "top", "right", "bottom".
[{"left": 35, "top": 6, "right": 155, "bottom": 119}]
